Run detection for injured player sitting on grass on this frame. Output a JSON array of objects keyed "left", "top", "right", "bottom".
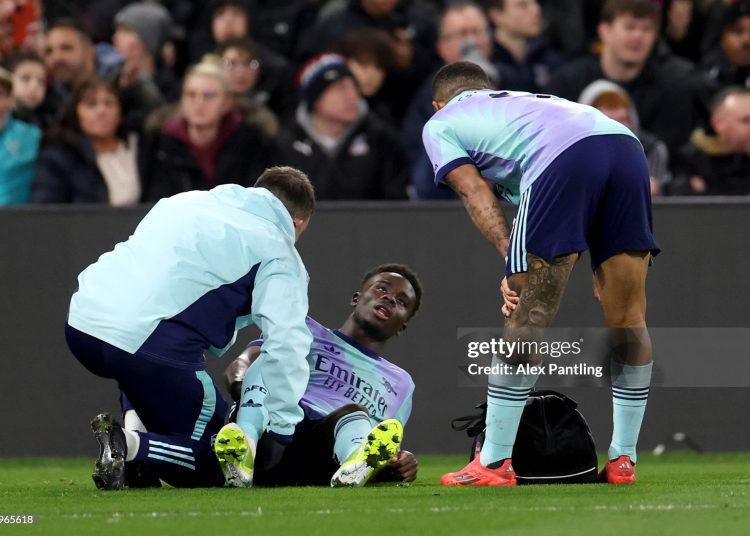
[{"left": 217, "top": 263, "right": 422, "bottom": 487}]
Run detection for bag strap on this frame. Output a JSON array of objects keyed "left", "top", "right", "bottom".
[
  {"left": 530, "top": 389, "right": 578, "bottom": 410},
  {"left": 450, "top": 390, "right": 578, "bottom": 437},
  {"left": 450, "top": 402, "right": 487, "bottom": 437}
]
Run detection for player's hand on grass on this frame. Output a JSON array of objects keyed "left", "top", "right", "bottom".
[
  {"left": 388, "top": 450, "right": 418, "bottom": 482},
  {"left": 500, "top": 277, "right": 519, "bottom": 318}
]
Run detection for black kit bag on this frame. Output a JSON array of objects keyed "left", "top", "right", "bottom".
[{"left": 451, "top": 390, "right": 598, "bottom": 484}]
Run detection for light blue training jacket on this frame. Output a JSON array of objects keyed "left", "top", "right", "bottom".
[{"left": 68, "top": 185, "right": 313, "bottom": 436}]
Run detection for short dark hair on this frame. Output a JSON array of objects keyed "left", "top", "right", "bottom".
[
  {"left": 722, "top": 0, "right": 750, "bottom": 30},
  {"left": 482, "top": 0, "right": 506, "bottom": 10},
  {"left": 47, "top": 18, "right": 93, "bottom": 45},
  {"left": 216, "top": 37, "right": 258, "bottom": 60},
  {"left": 254, "top": 166, "right": 316, "bottom": 220},
  {"left": 601, "top": 0, "right": 661, "bottom": 24},
  {"left": 361, "top": 263, "right": 423, "bottom": 317},
  {"left": 4, "top": 49, "right": 44, "bottom": 72},
  {"left": 333, "top": 28, "right": 396, "bottom": 72},
  {"left": 710, "top": 85, "right": 750, "bottom": 115},
  {"left": 210, "top": 0, "right": 250, "bottom": 19},
  {"left": 432, "top": 60, "right": 492, "bottom": 102}
]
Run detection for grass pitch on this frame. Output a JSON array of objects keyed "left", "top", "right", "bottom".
[{"left": 1, "top": 453, "right": 749, "bottom": 535}]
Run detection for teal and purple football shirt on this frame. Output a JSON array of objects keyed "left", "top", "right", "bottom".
[{"left": 421, "top": 89, "right": 638, "bottom": 204}]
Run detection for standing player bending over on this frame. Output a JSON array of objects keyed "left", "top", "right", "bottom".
[
  {"left": 422, "top": 62, "right": 660, "bottom": 486},
  {"left": 217, "top": 264, "right": 421, "bottom": 487}
]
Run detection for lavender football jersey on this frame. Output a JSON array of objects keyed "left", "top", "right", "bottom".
[{"left": 251, "top": 317, "right": 414, "bottom": 426}]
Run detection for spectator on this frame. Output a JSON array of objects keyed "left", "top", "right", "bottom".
[
  {"left": 142, "top": 61, "right": 273, "bottom": 201},
  {"left": 44, "top": 0, "right": 128, "bottom": 44},
  {"left": 673, "top": 86, "right": 750, "bottom": 196},
  {"left": 485, "top": 0, "right": 564, "bottom": 92},
  {"left": 216, "top": 37, "right": 292, "bottom": 122},
  {"left": 0, "top": 66, "right": 41, "bottom": 205},
  {"left": 217, "top": 38, "right": 261, "bottom": 99},
  {"left": 0, "top": 0, "right": 43, "bottom": 59},
  {"left": 198, "top": 0, "right": 296, "bottom": 120},
  {"left": 333, "top": 28, "right": 400, "bottom": 129},
  {"left": 579, "top": 79, "right": 671, "bottom": 196},
  {"left": 6, "top": 49, "right": 47, "bottom": 127},
  {"left": 662, "top": 0, "right": 706, "bottom": 63},
  {"left": 538, "top": 0, "right": 588, "bottom": 59},
  {"left": 210, "top": 0, "right": 251, "bottom": 45},
  {"left": 188, "top": 0, "right": 319, "bottom": 62},
  {"left": 296, "top": 0, "right": 440, "bottom": 121},
  {"left": 547, "top": 0, "right": 704, "bottom": 154},
  {"left": 205, "top": 48, "right": 279, "bottom": 143},
  {"left": 403, "top": 1, "right": 495, "bottom": 199},
  {"left": 0, "top": 1, "right": 20, "bottom": 57},
  {"left": 113, "top": 2, "right": 180, "bottom": 104},
  {"left": 43, "top": 18, "right": 161, "bottom": 131},
  {"left": 246, "top": 0, "right": 319, "bottom": 60},
  {"left": 297, "top": 0, "right": 439, "bottom": 66},
  {"left": 701, "top": 0, "right": 750, "bottom": 89},
  {"left": 43, "top": 18, "right": 95, "bottom": 99},
  {"left": 31, "top": 77, "right": 144, "bottom": 205},
  {"left": 275, "top": 53, "right": 409, "bottom": 200}
]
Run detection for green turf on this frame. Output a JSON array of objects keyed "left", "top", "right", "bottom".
[{"left": 1, "top": 453, "right": 749, "bottom": 535}]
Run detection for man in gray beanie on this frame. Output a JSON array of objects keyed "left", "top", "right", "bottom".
[
  {"left": 115, "top": 2, "right": 174, "bottom": 60},
  {"left": 113, "top": 2, "right": 180, "bottom": 104}
]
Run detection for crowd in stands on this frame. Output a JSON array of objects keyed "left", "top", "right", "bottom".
[{"left": 1, "top": 0, "right": 749, "bottom": 206}]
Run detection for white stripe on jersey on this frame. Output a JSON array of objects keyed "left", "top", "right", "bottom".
[{"left": 511, "top": 187, "right": 531, "bottom": 274}]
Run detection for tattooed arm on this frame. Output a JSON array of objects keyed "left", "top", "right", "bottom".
[{"left": 444, "top": 164, "right": 511, "bottom": 257}]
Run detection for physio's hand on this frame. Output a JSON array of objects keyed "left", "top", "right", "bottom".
[{"left": 500, "top": 277, "right": 519, "bottom": 318}]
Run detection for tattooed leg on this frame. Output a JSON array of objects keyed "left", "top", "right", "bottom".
[
  {"left": 504, "top": 253, "right": 578, "bottom": 365},
  {"left": 475, "top": 253, "right": 578, "bottom": 467}
]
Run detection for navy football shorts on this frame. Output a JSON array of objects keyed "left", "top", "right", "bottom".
[{"left": 506, "top": 134, "right": 661, "bottom": 277}]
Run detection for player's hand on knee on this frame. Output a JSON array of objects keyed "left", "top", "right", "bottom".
[
  {"left": 500, "top": 277, "right": 518, "bottom": 317},
  {"left": 388, "top": 450, "right": 418, "bottom": 482}
]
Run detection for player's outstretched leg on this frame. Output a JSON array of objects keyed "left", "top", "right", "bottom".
[
  {"left": 330, "top": 419, "right": 403, "bottom": 487},
  {"left": 214, "top": 423, "right": 253, "bottom": 488},
  {"left": 91, "top": 413, "right": 127, "bottom": 491},
  {"left": 595, "top": 251, "right": 653, "bottom": 485}
]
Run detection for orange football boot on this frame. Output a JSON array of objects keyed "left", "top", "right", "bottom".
[
  {"left": 598, "top": 455, "right": 636, "bottom": 484},
  {"left": 440, "top": 457, "right": 517, "bottom": 486}
]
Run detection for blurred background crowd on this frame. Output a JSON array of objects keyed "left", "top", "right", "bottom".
[{"left": 1, "top": 0, "right": 749, "bottom": 206}]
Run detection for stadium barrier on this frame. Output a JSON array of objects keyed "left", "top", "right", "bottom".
[{"left": 1, "top": 199, "right": 749, "bottom": 456}]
